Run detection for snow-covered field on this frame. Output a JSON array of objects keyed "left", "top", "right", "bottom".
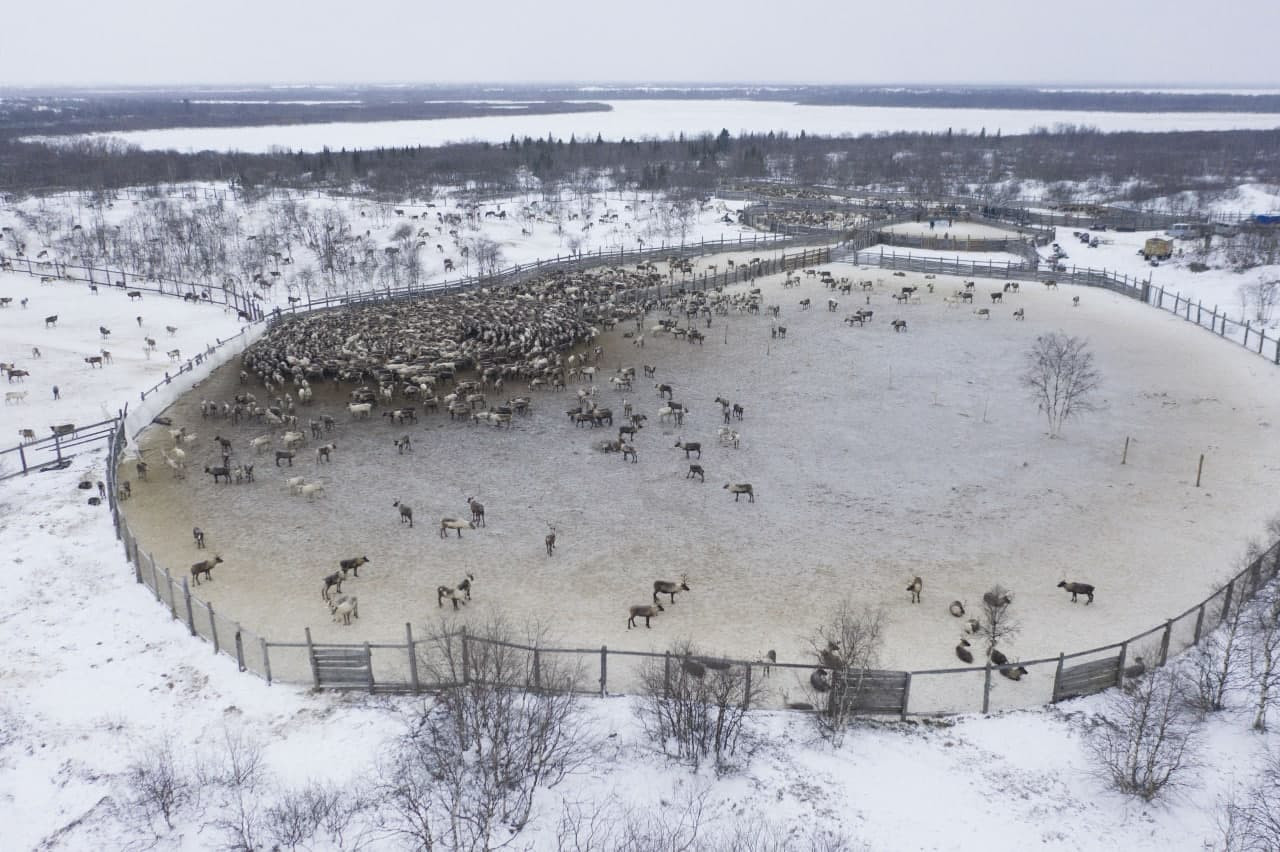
[
  {"left": 3, "top": 187, "right": 1280, "bottom": 851},
  {"left": 37, "top": 98, "right": 1280, "bottom": 153}
]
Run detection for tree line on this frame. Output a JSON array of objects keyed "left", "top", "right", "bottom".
[{"left": 3, "top": 125, "right": 1279, "bottom": 205}]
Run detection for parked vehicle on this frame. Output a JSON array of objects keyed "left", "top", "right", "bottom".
[{"left": 1142, "top": 237, "right": 1173, "bottom": 260}]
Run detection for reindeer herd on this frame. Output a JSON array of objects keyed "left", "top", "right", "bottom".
[{"left": 115, "top": 243, "right": 1106, "bottom": 688}]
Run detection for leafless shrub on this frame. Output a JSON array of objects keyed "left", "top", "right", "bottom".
[
  {"left": 1181, "top": 548, "right": 1256, "bottom": 714},
  {"left": 1086, "top": 665, "right": 1200, "bottom": 801},
  {"left": 376, "top": 614, "right": 592, "bottom": 850},
  {"left": 555, "top": 789, "right": 862, "bottom": 852},
  {"left": 263, "top": 781, "right": 369, "bottom": 851},
  {"left": 807, "top": 601, "right": 887, "bottom": 745},
  {"left": 124, "top": 735, "right": 192, "bottom": 832},
  {"left": 1220, "top": 747, "right": 1280, "bottom": 851},
  {"left": 637, "top": 639, "right": 753, "bottom": 769},
  {"left": 1021, "top": 332, "right": 1102, "bottom": 437},
  {"left": 979, "top": 584, "right": 1019, "bottom": 661},
  {"left": 197, "top": 725, "right": 268, "bottom": 851}
]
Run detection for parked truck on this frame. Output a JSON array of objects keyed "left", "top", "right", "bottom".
[{"left": 1141, "top": 237, "right": 1173, "bottom": 261}]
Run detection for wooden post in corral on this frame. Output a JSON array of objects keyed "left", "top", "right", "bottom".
[
  {"left": 1196, "top": 454, "right": 1205, "bottom": 487},
  {"left": 982, "top": 664, "right": 992, "bottom": 714},
  {"left": 305, "top": 627, "right": 319, "bottom": 687},
  {"left": 599, "top": 646, "right": 608, "bottom": 696},
  {"left": 1193, "top": 604, "right": 1206, "bottom": 643},
  {"left": 1158, "top": 619, "right": 1173, "bottom": 666},
  {"left": 208, "top": 603, "right": 220, "bottom": 654},
  {"left": 1052, "top": 653, "right": 1065, "bottom": 702},
  {"left": 1116, "top": 641, "right": 1129, "bottom": 690},
  {"left": 234, "top": 624, "right": 245, "bottom": 672},
  {"left": 261, "top": 639, "right": 272, "bottom": 684},
  {"left": 182, "top": 577, "right": 195, "bottom": 636},
  {"left": 743, "top": 664, "right": 752, "bottom": 710},
  {"left": 405, "top": 623, "right": 419, "bottom": 692}
]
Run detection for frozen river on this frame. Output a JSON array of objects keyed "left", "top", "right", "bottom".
[{"left": 45, "top": 98, "right": 1280, "bottom": 153}]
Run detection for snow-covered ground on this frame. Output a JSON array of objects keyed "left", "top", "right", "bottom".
[
  {"left": 0, "top": 186, "right": 758, "bottom": 311},
  {"left": 1039, "top": 227, "right": 1280, "bottom": 331},
  {"left": 3, "top": 191, "right": 1279, "bottom": 851}
]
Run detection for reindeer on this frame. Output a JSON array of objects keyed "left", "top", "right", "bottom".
[
  {"left": 394, "top": 500, "right": 413, "bottom": 527},
  {"left": 545, "top": 524, "right": 557, "bottom": 556},
  {"left": 906, "top": 576, "right": 923, "bottom": 604},
  {"left": 686, "top": 463, "right": 705, "bottom": 482},
  {"left": 1057, "top": 580, "right": 1095, "bottom": 604},
  {"left": 674, "top": 440, "right": 701, "bottom": 459},
  {"left": 467, "top": 497, "right": 485, "bottom": 527},
  {"left": 652, "top": 578, "right": 690, "bottom": 605},
  {"left": 627, "top": 603, "right": 664, "bottom": 629},
  {"left": 191, "top": 555, "right": 222, "bottom": 585},
  {"left": 724, "top": 483, "right": 754, "bottom": 502},
  {"left": 439, "top": 518, "right": 475, "bottom": 538}
]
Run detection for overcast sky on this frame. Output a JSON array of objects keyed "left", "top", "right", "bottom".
[{"left": 1, "top": 0, "right": 1276, "bottom": 89}]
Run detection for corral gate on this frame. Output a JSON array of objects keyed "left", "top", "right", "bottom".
[
  {"left": 307, "top": 629, "right": 374, "bottom": 691},
  {"left": 1052, "top": 654, "right": 1123, "bottom": 703},
  {"left": 829, "top": 669, "right": 911, "bottom": 718}
]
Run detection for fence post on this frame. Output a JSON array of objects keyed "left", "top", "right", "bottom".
[
  {"left": 1052, "top": 653, "right": 1065, "bottom": 703},
  {"left": 182, "top": 577, "right": 195, "bottom": 636},
  {"left": 261, "top": 639, "right": 272, "bottom": 685},
  {"left": 148, "top": 552, "right": 161, "bottom": 602},
  {"left": 600, "top": 646, "right": 608, "bottom": 696},
  {"left": 1193, "top": 603, "right": 1206, "bottom": 643},
  {"left": 1222, "top": 578, "right": 1235, "bottom": 621},
  {"left": 164, "top": 565, "right": 177, "bottom": 619},
  {"left": 209, "top": 603, "right": 220, "bottom": 653},
  {"left": 234, "top": 624, "right": 246, "bottom": 672},
  {"left": 461, "top": 626, "right": 470, "bottom": 685},
  {"left": 982, "top": 664, "right": 992, "bottom": 714},
  {"left": 1116, "top": 641, "right": 1130, "bottom": 690},
  {"left": 364, "top": 642, "right": 374, "bottom": 693},
  {"left": 1251, "top": 557, "right": 1263, "bottom": 593},
  {"left": 406, "top": 623, "right": 419, "bottom": 692},
  {"left": 306, "top": 627, "right": 319, "bottom": 687},
  {"left": 1158, "top": 619, "right": 1173, "bottom": 666},
  {"left": 742, "top": 663, "right": 753, "bottom": 710},
  {"left": 663, "top": 652, "right": 671, "bottom": 699}
]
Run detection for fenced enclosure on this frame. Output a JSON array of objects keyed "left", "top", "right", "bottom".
[
  {"left": 11, "top": 185, "right": 1278, "bottom": 718},
  {"left": 108, "top": 392, "right": 1280, "bottom": 715}
]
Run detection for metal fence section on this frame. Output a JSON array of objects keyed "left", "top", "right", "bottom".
[{"left": 845, "top": 247, "right": 1280, "bottom": 366}]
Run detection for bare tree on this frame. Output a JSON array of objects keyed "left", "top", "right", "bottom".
[
  {"left": 637, "top": 639, "right": 753, "bottom": 769},
  {"left": 1247, "top": 581, "right": 1280, "bottom": 732},
  {"left": 1220, "top": 747, "right": 1280, "bottom": 851},
  {"left": 124, "top": 735, "right": 192, "bottom": 832},
  {"left": 1021, "top": 332, "right": 1102, "bottom": 437},
  {"left": 808, "top": 601, "right": 887, "bottom": 745},
  {"left": 377, "top": 615, "right": 592, "bottom": 850},
  {"left": 1237, "top": 279, "right": 1280, "bottom": 325},
  {"left": 1086, "top": 665, "right": 1200, "bottom": 801},
  {"left": 979, "top": 585, "right": 1019, "bottom": 661}
]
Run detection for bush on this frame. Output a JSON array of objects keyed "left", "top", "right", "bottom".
[
  {"left": 376, "top": 615, "right": 592, "bottom": 850},
  {"left": 638, "top": 639, "right": 753, "bottom": 768},
  {"left": 1086, "top": 666, "right": 1199, "bottom": 801},
  {"left": 1189, "top": 261, "right": 1210, "bottom": 272}
]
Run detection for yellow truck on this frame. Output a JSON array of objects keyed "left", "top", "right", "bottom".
[{"left": 1141, "top": 237, "right": 1173, "bottom": 261}]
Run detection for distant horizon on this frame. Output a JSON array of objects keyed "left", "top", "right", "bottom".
[{"left": 4, "top": 82, "right": 1280, "bottom": 93}]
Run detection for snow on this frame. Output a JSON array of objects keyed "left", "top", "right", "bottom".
[
  {"left": 34, "top": 99, "right": 1280, "bottom": 153},
  {"left": 2, "top": 187, "right": 1278, "bottom": 850}
]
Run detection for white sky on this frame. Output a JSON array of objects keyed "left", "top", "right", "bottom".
[{"left": 0, "top": 0, "right": 1276, "bottom": 88}]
